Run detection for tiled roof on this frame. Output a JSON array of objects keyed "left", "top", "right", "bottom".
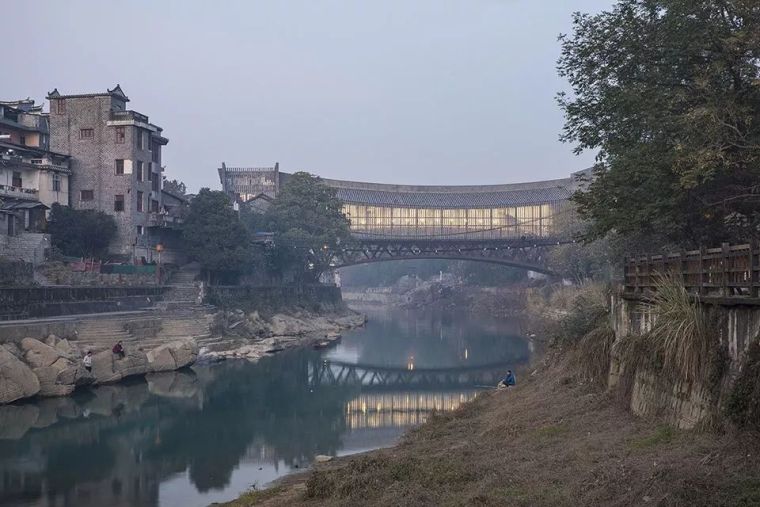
[{"left": 332, "top": 186, "right": 572, "bottom": 208}]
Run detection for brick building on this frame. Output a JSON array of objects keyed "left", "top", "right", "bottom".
[{"left": 47, "top": 85, "right": 169, "bottom": 258}]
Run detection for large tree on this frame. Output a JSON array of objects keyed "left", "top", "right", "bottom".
[
  {"left": 559, "top": 0, "right": 760, "bottom": 246},
  {"left": 182, "top": 189, "right": 251, "bottom": 283},
  {"left": 47, "top": 203, "right": 117, "bottom": 258},
  {"left": 263, "top": 172, "right": 351, "bottom": 283}
]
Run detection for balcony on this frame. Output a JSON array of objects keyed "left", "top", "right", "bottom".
[
  {"left": 109, "top": 110, "right": 150, "bottom": 123},
  {"left": 0, "top": 184, "right": 39, "bottom": 200},
  {"left": 147, "top": 213, "right": 184, "bottom": 228}
]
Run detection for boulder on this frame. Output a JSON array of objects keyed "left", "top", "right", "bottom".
[
  {"left": 91, "top": 349, "right": 150, "bottom": 384},
  {"left": 0, "top": 345, "right": 40, "bottom": 404},
  {"left": 21, "top": 338, "right": 63, "bottom": 369},
  {"left": 32, "top": 365, "right": 75, "bottom": 397},
  {"left": 146, "top": 339, "right": 198, "bottom": 372}
]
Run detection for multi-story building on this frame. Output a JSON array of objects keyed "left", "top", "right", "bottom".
[
  {"left": 47, "top": 85, "right": 169, "bottom": 258},
  {"left": 0, "top": 99, "right": 71, "bottom": 231}
]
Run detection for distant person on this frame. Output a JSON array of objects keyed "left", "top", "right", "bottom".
[
  {"left": 498, "top": 370, "right": 516, "bottom": 389},
  {"left": 83, "top": 351, "right": 93, "bottom": 372},
  {"left": 112, "top": 341, "right": 125, "bottom": 359}
]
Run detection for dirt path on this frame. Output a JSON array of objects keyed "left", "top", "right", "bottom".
[{"left": 220, "top": 355, "right": 760, "bottom": 506}]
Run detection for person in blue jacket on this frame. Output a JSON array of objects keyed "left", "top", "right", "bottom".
[{"left": 498, "top": 370, "right": 516, "bottom": 388}]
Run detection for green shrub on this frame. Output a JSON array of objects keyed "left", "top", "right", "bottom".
[{"left": 726, "top": 340, "right": 760, "bottom": 431}]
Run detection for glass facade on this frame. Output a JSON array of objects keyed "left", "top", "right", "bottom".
[{"left": 342, "top": 202, "right": 566, "bottom": 239}]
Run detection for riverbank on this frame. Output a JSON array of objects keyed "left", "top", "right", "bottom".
[{"left": 222, "top": 350, "right": 760, "bottom": 506}]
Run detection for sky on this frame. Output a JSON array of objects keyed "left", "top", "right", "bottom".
[{"left": 4, "top": 0, "right": 614, "bottom": 192}]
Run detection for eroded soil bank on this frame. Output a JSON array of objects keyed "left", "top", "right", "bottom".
[{"left": 222, "top": 352, "right": 760, "bottom": 507}]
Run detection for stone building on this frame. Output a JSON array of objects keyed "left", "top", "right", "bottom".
[
  {"left": 0, "top": 99, "right": 71, "bottom": 231},
  {"left": 47, "top": 86, "right": 169, "bottom": 258}
]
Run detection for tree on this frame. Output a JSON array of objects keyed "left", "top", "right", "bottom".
[
  {"left": 47, "top": 203, "right": 117, "bottom": 258},
  {"left": 263, "top": 172, "right": 351, "bottom": 283},
  {"left": 182, "top": 189, "right": 252, "bottom": 283},
  {"left": 559, "top": 1, "right": 760, "bottom": 246},
  {"left": 163, "top": 178, "right": 187, "bottom": 196}
]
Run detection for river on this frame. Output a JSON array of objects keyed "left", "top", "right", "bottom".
[{"left": 0, "top": 305, "right": 532, "bottom": 507}]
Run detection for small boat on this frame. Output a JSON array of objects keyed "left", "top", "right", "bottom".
[{"left": 312, "top": 340, "right": 332, "bottom": 350}]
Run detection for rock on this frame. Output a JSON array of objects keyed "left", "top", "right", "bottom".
[
  {"left": 146, "top": 339, "right": 198, "bottom": 372},
  {"left": 0, "top": 346, "right": 40, "bottom": 404},
  {"left": 44, "top": 334, "right": 60, "bottom": 347},
  {"left": 3, "top": 342, "right": 23, "bottom": 361},
  {"left": 54, "top": 338, "right": 78, "bottom": 357},
  {"left": 90, "top": 349, "right": 150, "bottom": 384},
  {"left": 314, "top": 455, "right": 333, "bottom": 463},
  {"left": 20, "top": 338, "right": 63, "bottom": 369},
  {"left": 32, "top": 366, "right": 75, "bottom": 397}
]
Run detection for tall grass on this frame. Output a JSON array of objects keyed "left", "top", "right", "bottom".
[
  {"left": 615, "top": 275, "right": 718, "bottom": 392},
  {"left": 647, "top": 275, "right": 714, "bottom": 385}
]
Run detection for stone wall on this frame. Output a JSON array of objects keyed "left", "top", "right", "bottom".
[
  {"left": 0, "top": 286, "right": 165, "bottom": 322},
  {"left": 0, "top": 260, "right": 34, "bottom": 286},
  {"left": 609, "top": 291, "right": 760, "bottom": 429},
  {"left": 206, "top": 285, "right": 344, "bottom": 313}
]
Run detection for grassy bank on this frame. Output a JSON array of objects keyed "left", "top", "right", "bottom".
[{"left": 221, "top": 352, "right": 760, "bottom": 506}]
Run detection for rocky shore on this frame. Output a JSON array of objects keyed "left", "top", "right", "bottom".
[
  {"left": 201, "top": 308, "right": 366, "bottom": 362},
  {"left": 0, "top": 334, "right": 198, "bottom": 405}
]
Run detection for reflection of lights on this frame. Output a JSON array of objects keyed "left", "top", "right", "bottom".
[
  {"left": 407, "top": 355, "right": 415, "bottom": 371},
  {"left": 344, "top": 391, "right": 479, "bottom": 429},
  {"left": 464, "top": 348, "right": 468, "bottom": 360}
]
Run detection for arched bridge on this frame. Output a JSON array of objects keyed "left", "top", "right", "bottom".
[{"left": 219, "top": 165, "right": 589, "bottom": 273}]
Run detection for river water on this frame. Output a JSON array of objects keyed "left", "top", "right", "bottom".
[{"left": 0, "top": 305, "right": 531, "bottom": 507}]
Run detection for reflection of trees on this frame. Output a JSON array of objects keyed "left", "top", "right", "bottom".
[{"left": 145, "top": 349, "right": 354, "bottom": 492}]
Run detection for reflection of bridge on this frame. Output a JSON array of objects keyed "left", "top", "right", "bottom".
[
  {"left": 309, "top": 360, "right": 508, "bottom": 390},
  {"left": 219, "top": 165, "right": 591, "bottom": 273}
]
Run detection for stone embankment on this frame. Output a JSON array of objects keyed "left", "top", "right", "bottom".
[
  {"left": 201, "top": 308, "right": 366, "bottom": 362},
  {"left": 0, "top": 333, "right": 198, "bottom": 405}
]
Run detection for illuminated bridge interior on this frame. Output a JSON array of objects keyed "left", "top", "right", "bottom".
[{"left": 219, "top": 164, "right": 588, "bottom": 242}]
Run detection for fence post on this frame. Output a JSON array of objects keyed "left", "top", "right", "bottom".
[
  {"left": 721, "top": 242, "right": 730, "bottom": 297},
  {"left": 698, "top": 246, "right": 706, "bottom": 296},
  {"left": 751, "top": 240, "right": 759, "bottom": 299}
]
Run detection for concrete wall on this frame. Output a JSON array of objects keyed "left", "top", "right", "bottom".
[
  {"left": 206, "top": 285, "right": 344, "bottom": 312},
  {"left": 609, "top": 292, "right": 760, "bottom": 428}
]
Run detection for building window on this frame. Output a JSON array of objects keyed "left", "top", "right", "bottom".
[
  {"left": 152, "top": 143, "right": 160, "bottom": 163},
  {"left": 55, "top": 99, "right": 66, "bottom": 114},
  {"left": 136, "top": 161, "right": 143, "bottom": 181},
  {"left": 52, "top": 173, "right": 61, "bottom": 192},
  {"left": 136, "top": 191, "right": 143, "bottom": 212},
  {"left": 19, "top": 135, "right": 26, "bottom": 146},
  {"left": 151, "top": 175, "right": 160, "bottom": 192},
  {"left": 114, "top": 194, "right": 125, "bottom": 212},
  {"left": 151, "top": 199, "right": 159, "bottom": 213},
  {"left": 115, "top": 159, "right": 125, "bottom": 175},
  {"left": 115, "top": 126, "right": 125, "bottom": 144},
  {"left": 80, "top": 128, "right": 94, "bottom": 140},
  {"left": 12, "top": 172, "right": 22, "bottom": 188},
  {"left": 136, "top": 225, "right": 144, "bottom": 235},
  {"left": 80, "top": 190, "right": 94, "bottom": 201},
  {"left": 147, "top": 168, "right": 152, "bottom": 181},
  {"left": 136, "top": 129, "right": 143, "bottom": 150}
]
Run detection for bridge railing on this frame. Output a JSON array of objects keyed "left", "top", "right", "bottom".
[{"left": 624, "top": 243, "right": 760, "bottom": 298}]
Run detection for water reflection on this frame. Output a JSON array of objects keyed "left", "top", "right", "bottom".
[{"left": 0, "top": 306, "right": 530, "bottom": 507}]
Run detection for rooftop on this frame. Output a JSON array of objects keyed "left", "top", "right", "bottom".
[{"left": 47, "top": 84, "right": 129, "bottom": 102}]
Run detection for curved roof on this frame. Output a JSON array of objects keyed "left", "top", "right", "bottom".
[{"left": 316, "top": 175, "right": 578, "bottom": 209}]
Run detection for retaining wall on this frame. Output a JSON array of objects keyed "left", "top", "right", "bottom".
[
  {"left": 206, "top": 285, "right": 343, "bottom": 312},
  {"left": 609, "top": 291, "right": 760, "bottom": 428}
]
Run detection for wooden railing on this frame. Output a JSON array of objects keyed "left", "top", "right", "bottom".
[{"left": 624, "top": 243, "right": 760, "bottom": 299}]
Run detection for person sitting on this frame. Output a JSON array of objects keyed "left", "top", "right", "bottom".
[
  {"left": 498, "top": 370, "right": 516, "bottom": 389},
  {"left": 112, "top": 341, "right": 125, "bottom": 359}
]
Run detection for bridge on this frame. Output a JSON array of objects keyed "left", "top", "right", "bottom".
[{"left": 219, "top": 164, "right": 588, "bottom": 273}]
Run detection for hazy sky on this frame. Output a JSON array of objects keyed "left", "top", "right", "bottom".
[{"left": 5, "top": 0, "right": 613, "bottom": 192}]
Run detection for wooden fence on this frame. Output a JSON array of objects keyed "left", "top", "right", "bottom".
[{"left": 624, "top": 243, "right": 760, "bottom": 299}]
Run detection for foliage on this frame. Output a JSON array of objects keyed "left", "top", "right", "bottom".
[
  {"left": 575, "top": 322, "right": 616, "bottom": 385},
  {"left": 726, "top": 340, "right": 760, "bottom": 431},
  {"left": 547, "top": 239, "right": 613, "bottom": 282},
  {"left": 559, "top": 1, "right": 760, "bottom": 245},
  {"left": 553, "top": 283, "right": 609, "bottom": 347},
  {"left": 47, "top": 203, "right": 117, "bottom": 258},
  {"left": 263, "top": 172, "right": 351, "bottom": 283},
  {"left": 182, "top": 189, "right": 251, "bottom": 282},
  {"left": 162, "top": 178, "right": 187, "bottom": 196}
]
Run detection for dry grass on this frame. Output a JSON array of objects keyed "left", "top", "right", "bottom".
[{"left": 236, "top": 356, "right": 760, "bottom": 507}]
